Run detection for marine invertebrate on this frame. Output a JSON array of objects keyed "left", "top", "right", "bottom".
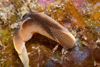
[{"left": 13, "top": 12, "right": 75, "bottom": 67}]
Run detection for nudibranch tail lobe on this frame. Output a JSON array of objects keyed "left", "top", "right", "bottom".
[
  {"left": 13, "top": 23, "right": 29, "bottom": 67},
  {"left": 13, "top": 27, "right": 25, "bottom": 54},
  {"left": 19, "top": 44, "right": 29, "bottom": 67}
]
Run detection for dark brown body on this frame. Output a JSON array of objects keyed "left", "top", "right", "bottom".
[{"left": 13, "top": 12, "right": 75, "bottom": 67}]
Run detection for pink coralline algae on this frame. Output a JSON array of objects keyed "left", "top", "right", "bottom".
[
  {"left": 38, "top": 0, "right": 55, "bottom": 7},
  {"left": 93, "top": 2, "right": 100, "bottom": 9},
  {"left": 72, "top": 0, "right": 91, "bottom": 14},
  {"left": 72, "top": 0, "right": 85, "bottom": 13}
]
